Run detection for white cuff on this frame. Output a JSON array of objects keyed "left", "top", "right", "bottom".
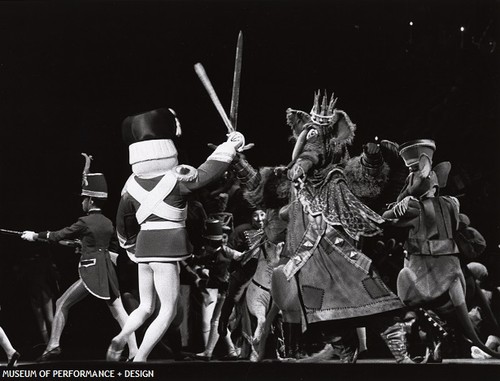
[{"left": 207, "top": 142, "right": 237, "bottom": 163}]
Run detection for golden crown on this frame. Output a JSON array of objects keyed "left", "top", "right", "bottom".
[{"left": 310, "top": 90, "right": 338, "bottom": 125}]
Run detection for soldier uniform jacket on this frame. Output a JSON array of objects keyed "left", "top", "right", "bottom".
[
  {"left": 39, "top": 210, "right": 120, "bottom": 300},
  {"left": 383, "top": 195, "right": 463, "bottom": 306},
  {"left": 117, "top": 143, "right": 236, "bottom": 263}
]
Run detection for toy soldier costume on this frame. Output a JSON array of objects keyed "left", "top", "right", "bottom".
[
  {"left": 22, "top": 155, "right": 138, "bottom": 362},
  {"left": 107, "top": 107, "right": 245, "bottom": 362}
]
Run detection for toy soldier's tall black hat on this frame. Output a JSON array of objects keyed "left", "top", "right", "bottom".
[
  {"left": 121, "top": 108, "right": 182, "bottom": 165},
  {"left": 81, "top": 153, "right": 108, "bottom": 199},
  {"left": 203, "top": 218, "right": 224, "bottom": 241},
  {"left": 398, "top": 139, "right": 436, "bottom": 170}
]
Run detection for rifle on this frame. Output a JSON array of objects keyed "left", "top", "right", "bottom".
[{"left": 0, "top": 229, "right": 81, "bottom": 248}]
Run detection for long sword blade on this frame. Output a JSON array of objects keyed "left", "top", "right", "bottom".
[
  {"left": 230, "top": 31, "right": 243, "bottom": 130},
  {"left": 0, "top": 228, "right": 22, "bottom": 235},
  {"left": 0, "top": 228, "right": 80, "bottom": 247},
  {"left": 194, "top": 63, "right": 234, "bottom": 133}
]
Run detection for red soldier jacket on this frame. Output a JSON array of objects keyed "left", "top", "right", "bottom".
[{"left": 116, "top": 142, "right": 237, "bottom": 263}]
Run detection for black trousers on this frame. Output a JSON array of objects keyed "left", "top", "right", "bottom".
[{"left": 217, "top": 258, "right": 259, "bottom": 335}]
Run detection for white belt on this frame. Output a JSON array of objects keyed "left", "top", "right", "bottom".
[{"left": 141, "top": 221, "right": 185, "bottom": 230}]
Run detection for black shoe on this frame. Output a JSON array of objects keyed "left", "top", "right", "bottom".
[
  {"left": 173, "top": 352, "right": 194, "bottom": 361},
  {"left": 217, "top": 354, "right": 239, "bottom": 361},
  {"left": 7, "top": 352, "right": 20, "bottom": 368},
  {"left": 193, "top": 354, "right": 212, "bottom": 361},
  {"left": 37, "top": 347, "right": 61, "bottom": 363},
  {"left": 356, "top": 349, "right": 370, "bottom": 360}
]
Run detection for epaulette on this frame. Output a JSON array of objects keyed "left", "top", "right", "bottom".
[{"left": 174, "top": 165, "right": 198, "bottom": 182}]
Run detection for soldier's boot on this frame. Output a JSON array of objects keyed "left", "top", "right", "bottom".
[
  {"left": 330, "top": 337, "right": 358, "bottom": 363},
  {"left": 380, "top": 322, "right": 425, "bottom": 364}
]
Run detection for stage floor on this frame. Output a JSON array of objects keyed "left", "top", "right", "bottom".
[{"left": 2, "top": 358, "right": 500, "bottom": 381}]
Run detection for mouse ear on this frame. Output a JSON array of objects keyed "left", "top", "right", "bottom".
[
  {"left": 418, "top": 153, "right": 433, "bottom": 178},
  {"left": 433, "top": 161, "right": 452, "bottom": 188}
]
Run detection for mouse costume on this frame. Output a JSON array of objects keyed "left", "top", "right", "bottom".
[
  {"left": 383, "top": 140, "right": 462, "bottom": 305},
  {"left": 383, "top": 139, "right": 500, "bottom": 360}
]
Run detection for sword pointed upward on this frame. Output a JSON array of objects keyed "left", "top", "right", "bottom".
[
  {"left": 194, "top": 63, "right": 234, "bottom": 133},
  {"left": 230, "top": 31, "right": 243, "bottom": 130}
]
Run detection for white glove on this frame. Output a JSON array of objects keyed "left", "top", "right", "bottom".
[
  {"left": 226, "top": 131, "right": 245, "bottom": 152},
  {"left": 394, "top": 196, "right": 415, "bottom": 218},
  {"left": 21, "top": 231, "right": 38, "bottom": 242}
]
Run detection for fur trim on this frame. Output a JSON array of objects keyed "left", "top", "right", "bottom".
[
  {"left": 344, "top": 155, "right": 390, "bottom": 201},
  {"left": 242, "top": 166, "right": 290, "bottom": 209},
  {"left": 328, "top": 110, "right": 356, "bottom": 150}
]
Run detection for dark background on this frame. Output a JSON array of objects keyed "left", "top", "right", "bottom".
[{"left": 0, "top": 0, "right": 498, "bottom": 360}]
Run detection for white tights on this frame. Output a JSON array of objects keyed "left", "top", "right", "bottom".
[
  {"left": 111, "top": 262, "right": 180, "bottom": 362},
  {"left": 198, "top": 290, "right": 237, "bottom": 357},
  {"left": 0, "top": 326, "right": 16, "bottom": 359}
]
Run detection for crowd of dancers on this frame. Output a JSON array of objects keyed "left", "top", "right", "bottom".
[{"left": 1, "top": 95, "right": 499, "bottom": 367}]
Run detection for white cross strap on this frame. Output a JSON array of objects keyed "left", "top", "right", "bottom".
[{"left": 126, "top": 171, "right": 186, "bottom": 224}]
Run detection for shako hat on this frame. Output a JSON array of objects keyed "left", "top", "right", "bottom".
[
  {"left": 399, "top": 139, "right": 436, "bottom": 170},
  {"left": 396, "top": 139, "right": 451, "bottom": 202},
  {"left": 81, "top": 153, "right": 108, "bottom": 199},
  {"left": 122, "top": 107, "right": 182, "bottom": 165},
  {"left": 203, "top": 218, "right": 224, "bottom": 241}
]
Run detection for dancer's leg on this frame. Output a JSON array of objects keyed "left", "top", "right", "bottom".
[
  {"left": 178, "top": 284, "right": 191, "bottom": 348},
  {"left": 45, "top": 279, "right": 88, "bottom": 353},
  {"left": 133, "top": 262, "right": 179, "bottom": 362},
  {"left": 108, "top": 264, "right": 155, "bottom": 356},
  {"left": 357, "top": 327, "right": 368, "bottom": 353},
  {"left": 31, "top": 298, "right": 49, "bottom": 344},
  {"left": 107, "top": 297, "right": 139, "bottom": 358},
  {"left": 30, "top": 288, "right": 54, "bottom": 344},
  {"left": 41, "top": 292, "right": 54, "bottom": 341},
  {"left": 200, "top": 288, "right": 218, "bottom": 347},
  {"left": 201, "top": 293, "right": 237, "bottom": 358},
  {"left": 0, "top": 326, "right": 17, "bottom": 359}
]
